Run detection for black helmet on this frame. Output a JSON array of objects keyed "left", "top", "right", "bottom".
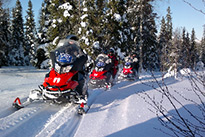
[
  {"left": 103, "top": 49, "right": 108, "bottom": 54},
  {"left": 109, "top": 48, "right": 114, "bottom": 54},
  {"left": 131, "top": 52, "right": 137, "bottom": 57},
  {"left": 66, "top": 35, "right": 79, "bottom": 41}
]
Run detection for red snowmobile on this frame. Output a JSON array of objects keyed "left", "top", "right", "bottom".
[
  {"left": 41, "top": 67, "right": 80, "bottom": 103},
  {"left": 13, "top": 36, "right": 89, "bottom": 114},
  {"left": 118, "top": 62, "right": 138, "bottom": 81},
  {"left": 13, "top": 65, "right": 82, "bottom": 107},
  {"left": 89, "top": 61, "right": 112, "bottom": 89}
]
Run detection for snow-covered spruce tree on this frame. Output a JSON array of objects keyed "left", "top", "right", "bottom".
[
  {"left": 104, "top": 0, "right": 131, "bottom": 54},
  {"left": 78, "top": 0, "right": 96, "bottom": 57},
  {"left": 78, "top": 0, "right": 107, "bottom": 58},
  {"left": 38, "top": 0, "right": 51, "bottom": 44},
  {"left": 200, "top": 25, "right": 205, "bottom": 64},
  {"left": 190, "top": 28, "right": 197, "bottom": 69},
  {"left": 0, "top": 2, "right": 10, "bottom": 67},
  {"left": 178, "top": 28, "right": 186, "bottom": 69},
  {"left": 46, "top": 0, "right": 63, "bottom": 45},
  {"left": 141, "top": 8, "right": 159, "bottom": 70},
  {"left": 116, "top": 0, "right": 132, "bottom": 54},
  {"left": 179, "top": 28, "right": 192, "bottom": 69},
  {"left": 126, "top": 0, "right": 141, "bottom": 55},
  {"left": 169, "top": 28, "right": 182, "bottom": 74},
  {"left": 90, "top": 0, "right": 106, "bottom": 52},
  {"left": 126, "top": 0, "right": 159, "bottom": 71},
  {"left": 165, "top": 7, "right": 172, "bottom": 42},
  {"left": 46, "top": 0, "right": 80, "bottom": 51},
  {"left": 8, "top": 0, "right": 25, "bottom": 66},
  {"left": 186, "top": 32, "right": 191, "bottom": 67},
  {"left": 25, "top": 0, "right": 38, "bottom": 66},
  {"left": 158, "top": 16, "right": 167, "bottom": 71},
  {"left": 135, "top": 0, "right": 159, "bottom": 71},
  {"left": 163, "top": 6, "right": 173, "bottom": 71}
]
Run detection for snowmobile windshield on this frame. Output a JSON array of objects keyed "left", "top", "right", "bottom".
[
  {"left": 96, "top": 61, "right": 105, "bottom": 67},
  {"left": 55, "top": 39, "right": 82, "bottom": 66},
  {"left": 53, "top": 39, "right": 84, "bottom": 74}
]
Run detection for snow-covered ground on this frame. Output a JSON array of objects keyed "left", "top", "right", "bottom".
[{"left": 0, "top": 67, "right": 204, "bottom": 137}]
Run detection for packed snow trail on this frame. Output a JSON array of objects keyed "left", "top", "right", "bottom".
[
  {"left": 0, "top": 67, "right": 105, "bottom": 137},
  {"left": 1, "top": 67, "right": 204, "bottom": 137}
]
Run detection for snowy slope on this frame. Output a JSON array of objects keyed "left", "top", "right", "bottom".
[{"left": 0, "top": 67, "right": 204, "bottom": 137}]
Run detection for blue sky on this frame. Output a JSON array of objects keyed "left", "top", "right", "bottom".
[
  {"left": 9, "top": 0, "right": 205, "bottom": 40},
  {"left": 154, "top": 0, "right": 205, "bottom": 40}
]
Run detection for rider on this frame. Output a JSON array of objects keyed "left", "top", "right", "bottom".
[
  {"left": 124, "top": 52, "right": 139, "bottom": 75},
  {"left": 131, "top": 52, "right": 139, "bottom": 73},
  {"left": 50, "top": 35, "right": 88, "bottom": 103},
  {"left": 95, "top": 50, "right": 113, "bottom": 83},
  {"left": 108, "top": 48, "right": 118, "bottom": 79}
]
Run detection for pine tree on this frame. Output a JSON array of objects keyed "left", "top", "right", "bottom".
[
  {"left": 200, "top": 25, "right": 205, "bottom": 64},
  {"left": 135, "top": 0, "right": 159, "bottom": 71},
  {"left": 105, "top": 0, "right": 121, "bottom": 48},
  {"left": 190, "top": 28, "right": 197, "bottom": 69},
  {"left": 78, "top": 0, "right": 96, "bottom": 56},
  {"left": 46, "top": 0, "right": 63, "bottom": 43},
  {"left": 158, "top": 16, "right": 167, "bottom": 71},
  {"left": 91, "top": 0, "right": 106, "bottom": 50},
  {"left": 0, "top": 1, "right": 10, "bottom": 66},
  {"left": 117, "top": 0, "right": 132, "bottom": 54},
  {"left": 166, "top": 7, "right": 172, "bottom": 41},
  {"left": 164, "top": 6, "right": 173, "bottom": 71},
  {"left": 142, "top": 4, "right": 159, "bottom": 70},
  {"left": 38, "top": 0, "right": 51, "bottom": 44},
  {"left": 179, "top": 28, "right": 191, "bottom": 68},
  {"left": 46, "top": 0, "right": 80, "bottom": 51},
  {"left": 9, "top": 0, "right": 25, "bottom": 66},
  {"left": 179, "top": 28, "right": 186, "bottom": 68},
  {"left": 185, "top": 32, "right": 191, "bottom": 68},
  {"left": 25, "top": 0, "right": 38, "bottom": 66},
  {"left": 104, "top": 0, "right": 131, "bottom": 54},
  {"left": 126, "top": 0, "right": 141, "bottom": 55},
  {"left": 78, "top": 0, "right": 107, "bottom": 58},
  {"left": 171, "top": 28, "right": 181, "bottom": 71}
]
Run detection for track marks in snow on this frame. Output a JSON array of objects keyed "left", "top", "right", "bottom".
[
  {"left": 36, "top": 104, "right": 79, "bottom": 137},
  {"left": 0, "top": 106, "right": 40, "bottom": 131}
]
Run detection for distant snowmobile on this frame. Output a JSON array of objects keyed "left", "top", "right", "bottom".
[
  {"left": 118, "top": 62, "right": 138, "bottom": 81},
  {"left": 13, "top": 35, "right": 89, "bottom": 115},
  {"left": 88, "top": 54, "right": 113, "bottom": 89}
]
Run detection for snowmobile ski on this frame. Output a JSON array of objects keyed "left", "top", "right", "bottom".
[
  {"left": 13, "top": 97, "right": 24, "bottom": 109},
  {"left": 77, "top": 102, "right": 90, "bottom": 115},
  {"left": 12, "top": 97, "right": 33, "bottom": 110}
]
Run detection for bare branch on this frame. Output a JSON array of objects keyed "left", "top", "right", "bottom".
[
  {"left": 138, "top": 70, "right": 205, "bottom": 136},
  {"left": 182, "top": 0, "right": 205, "bottom": 15}
]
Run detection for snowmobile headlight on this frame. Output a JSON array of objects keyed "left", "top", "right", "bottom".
[
  {"left": 95, "top": 67, "right": 104, "bottom": 72},
  {"left": 125, "top": 65, "right": 131, "bottom": 69},
  {"left": 98, "top": 67, "right": 104, "bottom": 72},
  {"left": 55, "top": 63, "right": 73, "bottom": 74},
  {"left": 62, "top": 65, "right": 73, "bottom": 73}
]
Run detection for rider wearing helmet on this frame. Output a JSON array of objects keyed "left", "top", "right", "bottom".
[
  {"left": 131, "top": 52, "right": 139, "bottom": 73},
  {"left": 49, "top": 35, "right": 88, "bottom": 103},
  {"left": 108, "top": 48, "right": 119, "bottom": 79},
  {"left": 124, "top": 52, "right": 139, "bottom": 75},
  {"left": 95, "top": 50, "right": 113, "bottom": 83}
]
